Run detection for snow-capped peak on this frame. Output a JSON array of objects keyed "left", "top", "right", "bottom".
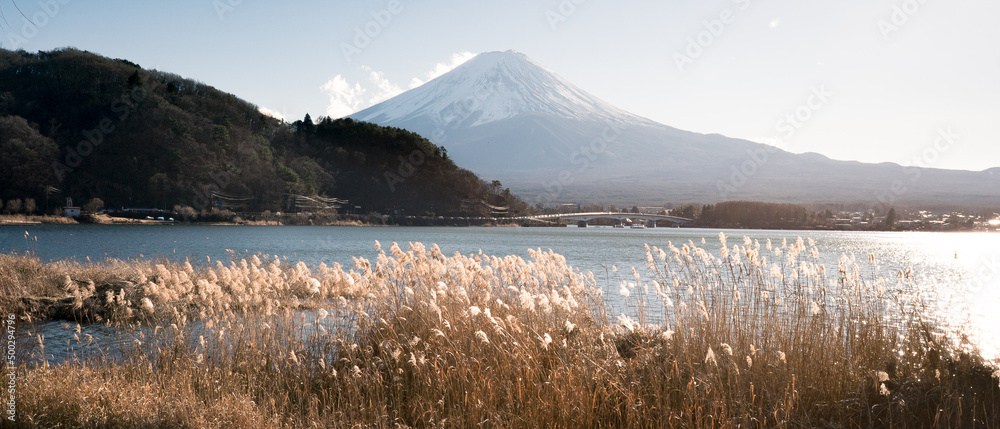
[{"left": 351, "top": 50, "right": 656, "bottom": 128}]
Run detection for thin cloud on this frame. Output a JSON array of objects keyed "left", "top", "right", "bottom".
[
  {"left": 409, "top": 51, "right": 475, "bottom": 88},
  {"left": 364, "top": 66, "right": 403, "bottom": 104},
  {"left": 320, "top": 75, "right": 366, "bottom": 118},
  {"left": 322, "top": 52, "right": 476, "bottom": 118},
  {"left": 258, "top": 106, "right": 286, "bottom": 122},
  {"left": 321, "top": 67, "right": 403, "bottom": 118}
]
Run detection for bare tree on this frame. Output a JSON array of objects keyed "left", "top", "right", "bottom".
[
  {"left": 5, "top": 198, "right": 22, "bottom": 214},
  {"left": 83, "top": 198, "right": 104, "bottom": 213}
]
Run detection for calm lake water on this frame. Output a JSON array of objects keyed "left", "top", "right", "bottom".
[{"left": 3, "top": 224, "right": 999, "bottom": 361}]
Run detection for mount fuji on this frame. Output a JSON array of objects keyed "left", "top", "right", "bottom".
[{"left": 352, "top": 50, "right": 1000, "bottom": 208}]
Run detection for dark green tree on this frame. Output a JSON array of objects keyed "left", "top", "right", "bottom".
[
  {"left": 127, "top": 70, "right": 141, "bottom": 88},
  {"left": 0, "top": 115, "right": 58, "bottom": 201},
  {"left": 301, "top": 114, "right": 315, "bottom": 134},
  {"left": 885, "top": 207, "right": 897, "bottom": 229}
]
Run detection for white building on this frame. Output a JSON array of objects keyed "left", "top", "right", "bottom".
[{"left": 63, "top": 198, "right": 80, "bottom": 218}]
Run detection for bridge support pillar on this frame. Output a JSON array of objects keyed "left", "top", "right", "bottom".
[
  {"left": 647, "top": 220, "right": 656, "bottom": 229},
  {"left": 577, "top": 221, "right": 588, "bottom": 228}
]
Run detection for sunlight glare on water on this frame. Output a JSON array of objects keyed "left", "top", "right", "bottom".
[
  {"left": 911, "top": 233, "right": 1000, "bottom": 360},
  {"left": 837, "top": 232, "right": 1000, "bottom": 360}
]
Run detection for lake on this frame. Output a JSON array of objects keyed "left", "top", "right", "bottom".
[{"left": 3, "top": 224, "right": 999, "bottom": 360}]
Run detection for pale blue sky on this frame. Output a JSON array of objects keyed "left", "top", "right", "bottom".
[{"left": 3, "top": 0, "right": 998, "bottom": 171}]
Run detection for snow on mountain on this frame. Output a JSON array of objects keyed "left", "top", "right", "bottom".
[
  {"left": 352, "top": 50, "right": 658, "bottom": 129},
  {"left": 349, "top": 51, "right": 1000, "bottom": 208}
]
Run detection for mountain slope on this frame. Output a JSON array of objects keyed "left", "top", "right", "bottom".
[
  {"left": 0, "top": 48, "right": 527, "bottom": 216},
  {"left": 352, "top": 51, "right": 1000, "bottom": 210}
]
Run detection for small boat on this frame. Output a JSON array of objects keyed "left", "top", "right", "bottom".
[
  {"left": 613, "top": 223, "right": 625, "bottom": 228},
  {"left": 630, "top": 223, "right": 646, "bottom": 229}
]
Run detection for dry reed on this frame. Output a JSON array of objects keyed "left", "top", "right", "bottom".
[{"left": 5, "top": 235, "right": 1000, "bottom": 428}]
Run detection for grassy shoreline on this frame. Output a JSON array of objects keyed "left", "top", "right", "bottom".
[
  {"left": 0, "top": 215, "right": 78, "bottom": 225},
  {"left": 4, "top": 237, "right": 1000, "bottom": 427}
]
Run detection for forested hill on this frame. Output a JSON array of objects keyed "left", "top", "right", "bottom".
[{"left": 0, "top": 48, "right": 528, "bottom": 217}]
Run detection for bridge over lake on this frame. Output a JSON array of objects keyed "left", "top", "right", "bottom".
[{"left": 507, "top": 212, "right": 694, "bottom": 227}]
